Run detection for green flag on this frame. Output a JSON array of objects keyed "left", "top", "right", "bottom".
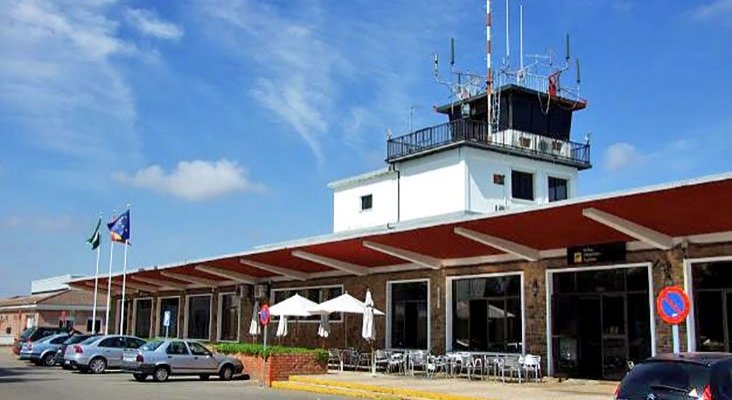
[{"left": 87, "top": 217, "right": 101, "bottom": 251}]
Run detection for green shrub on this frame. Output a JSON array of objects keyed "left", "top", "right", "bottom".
[{"left": 214, "top": 342, "right": 328, "bottom": 363}]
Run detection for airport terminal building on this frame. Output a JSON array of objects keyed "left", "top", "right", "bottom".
[{"left": 70, "top": 80, "right": 732, "bottom": 381}]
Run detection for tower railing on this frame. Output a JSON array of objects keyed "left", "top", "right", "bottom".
[{"left": 386, "top": 119, "right": 591, "bottom": 169}]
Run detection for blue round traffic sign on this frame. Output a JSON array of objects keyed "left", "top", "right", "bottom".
[
  {"left": 656, "top": 286, "right": 690, "bottom": 325},
  {"left": 259, "top": 304, "right": 271, "bottom": 326}
]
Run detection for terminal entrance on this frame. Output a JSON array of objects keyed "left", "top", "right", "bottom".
[
  {"left": 692, "top": 260, "right": 732, "bottom": 352},
  {"left": 550, "top": 267, "right": 652, "bottom": 380}
]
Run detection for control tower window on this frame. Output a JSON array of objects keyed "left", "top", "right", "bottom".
[
  {"left": 511, "top": 171, "right": 534, "bottom": 201},
  {"left": 548, "top": 177, "right": 568, "bottom": 202},
  {"left": 361, "top": 194, "right": 373, "bottom": 211}
]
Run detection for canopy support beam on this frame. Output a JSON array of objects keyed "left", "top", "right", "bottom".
[
  {"left": 454, "top": 227, "right": 540, "bottom": 261},
  {"left": 362, "top": 241, "right": 442, "bottom": 270},
  {"left": 239, "top": 259, "right": 309, "bottom": 281},
  {"left": 160, "top": 271, "right": 219, "bottom": 287},
  {"left": 194, "top": 265, "right": 259, "bottom": 285},
  {"left": 582, "top": 207, "right": 674, "bottom": 250},
  {"left": 292, "top": 250, "right": 370, "bottom": 276}
]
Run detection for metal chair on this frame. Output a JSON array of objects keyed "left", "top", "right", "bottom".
[
  {"left": 387, "top": 352, "right": 405, "bottom": 374},
  {"left": 408, "top": 350, "right": 428, "bottom": 376},
  {"left": 327, "top": 348, "right": 341, "bottom": 370},
  {"left": 470, "top": 355, "right": 484, "bottom": 380},
  {"left": 522, "top": 354, "right": 542, "bottom": 381}
]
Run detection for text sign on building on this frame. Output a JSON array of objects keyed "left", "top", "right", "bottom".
[
  {"left": 567, "top": 242, "right": 626, "bottom": 265},
  {"left": 163, "top": 311, "right": 171, "bottom": 327},
  {"left": 656, "top": 286, "right": 690, "bottom": 325}
]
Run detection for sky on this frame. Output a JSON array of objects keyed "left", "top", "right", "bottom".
[{"left": 1, "top": 0, "right": 731, "bottom": 297}]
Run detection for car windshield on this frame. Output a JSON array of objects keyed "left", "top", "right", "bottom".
[
  {"left": 35, "top": 335, "right": 56, "bottom": 344},
  {"left": 140, "top": 341, "right": 164, "bottom": 351},
  {"left": 19, "top": 327, "right": 36, "bottom": 340},
  {"left": 619, "top": 361, "right": 710, "bottom": 399}
]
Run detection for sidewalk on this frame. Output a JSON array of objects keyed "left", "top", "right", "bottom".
[{"left": 274, "top": 371, "right": 617, "bottom": 400}]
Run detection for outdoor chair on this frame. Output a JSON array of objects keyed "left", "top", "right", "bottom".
[
  {"left": 387, "top": 352, "right": 406, "bottom": 374},
  {"left": 373, "top": 349, "right": 390, "bottom": 372},
  {"left": 327, "top": 348, "right": 341, "bottom": 370},
  {"left": 408, "top": 350, "right": 428, "bottom": 376},
  {"left": 500, "top": 355, "right": 523, "bottom": 383},
  {"left": 522, "top": 354, "right": 542, "bottom": 381},
  {"left": 426, "top": 355, "right": 448, "bottom": 378},
  {"left": 357, "top": 351, "right": 372, "bottom": 371},
  {"left": 469, "top": 356, "right": 484, "bottom": 381}
]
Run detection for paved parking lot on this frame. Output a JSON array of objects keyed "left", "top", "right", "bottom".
[{"left": 0, "top": 350, "right": 350, "bottom": 400}]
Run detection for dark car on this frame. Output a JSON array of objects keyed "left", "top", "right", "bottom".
[
  {"left": 615, "top": 352, "right": 732, "bottom": 400},
  {"left": 57, "top": 334, "right": 98, "bottom": 368},
  {"left": 13, "top": 327, "right": 63, "bottom": 355}
]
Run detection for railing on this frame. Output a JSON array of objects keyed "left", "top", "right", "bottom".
[{"left": 386, "top": 120, "right": 591, "bottom": 168}]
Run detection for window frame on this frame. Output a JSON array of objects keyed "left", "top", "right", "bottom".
[
  {"left": 511, "top": 170, "right": 535, "bottom": 201},
  {"left": 156, "top": 296, "right": 181, "bottom": 338},
  {"left": 184, "top": 294, "right": 213, "bottom": 341},
  {"left": 132, "top": 297, "right": 154, "bottom": 339},
  {"left": 548, "top": 176, "right": 569, "bottom": 202},
  {"left": 386, "top": 278, "right": 431, "bottom": 351},
  {"left": 360, "top": 194, "right": 373, "bottom": 212},
  {"left": 446, "top": 271, "right": 525, "bottom": 353},
  {"left": 216, "top": 291, "right": 240, "bottom": 342}
]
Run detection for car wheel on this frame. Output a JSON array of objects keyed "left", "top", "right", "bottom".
[
  {"left": 42, "top": 353, "right": 56, "bottom": 367},
  {"left": 219, "top": 365, "right": 234, "bottom": 381},
  {"left": 199, "top": 374, "right": 210, "bottom": 381},
  {"left": 89, "top": 357, "right": 107, "bottom": 374},
  {"left": 133, "top": 373, "right": 148, "bottom": 382},
  {"left": 153, "top": 366, "right": 169, "bottom": 382}
]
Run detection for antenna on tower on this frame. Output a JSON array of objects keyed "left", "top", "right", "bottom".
[
  {"left": 519, "top": 2, "right": 524, "bottom": 71},
  {"left": 565, "top": 34, "right": 571, "bottom": 62},
  {"left": 505, "top": 0, "right": 510, "bottom": 62}
]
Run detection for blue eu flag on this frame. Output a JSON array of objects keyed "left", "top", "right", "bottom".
[{"left": 107, "top": 209, "right": 130, "bottom": 243}]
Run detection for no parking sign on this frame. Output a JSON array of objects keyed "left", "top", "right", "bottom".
[{"left": 656, "top": 286, "right": 690, "bottom": 353}]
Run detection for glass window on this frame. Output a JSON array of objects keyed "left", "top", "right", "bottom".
[
  {"left": 511, "top": 170, "right": 534, "bottom": 200},
  {"left": 140, "top": 340, "right": 164, "bottom": 351},
  {"left": 50, "top": 335, "right": 69, "bottom": 345},
  {"left": 159, "top": 298, "right": 179, "bottom": 338},
  {"left": 134, "top": 299, "right": 153, "bottom": 338},
  {"left": 166, "top": 341, "right": 189, "bottom": 355},
  {"left": 187, "top": 341, "right": 211, "bottom": 356},
  {"left": 361, "top": 194, "right": 373, "bottom": 211},
  {"left": 187, "top": 296, "right": 211, "bottom": 340},
  {"left": 127, "top": 338, "right": 146, "bottom": 348},
  {"left": 390, "top": 281, "right": 428, "bottom": 349},
  {"left": 452, "top": 275, "right": 522, "bottom": 352},
  {"left": 548, "top": 177, "right": 568, "bottom": 202},
  {"left": 219, "top": 294, "right": 239, "bottom": 341}
]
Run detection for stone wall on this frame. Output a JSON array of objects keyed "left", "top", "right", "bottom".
[{"left": 229, "top": 352, "right": 326, "bottom": 386}]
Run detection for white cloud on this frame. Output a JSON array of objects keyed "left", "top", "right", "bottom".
[
  {"left": 693, "top": 0, "right": 732, "bottom": 24},
  {"left": 0, "top": 0, "right": 139, "bottom": 162},
  {"left": 0, "top": 214, "right": 79, "bottom": 232},
  {"left": 114, "top": 159, "right": 265, "bottom": 201},
  {"left": 126, "top": 8, "right": 183, "bottom": 40},
  {"left": 603, "top": 142, "right": 645, "bottom": 171}
]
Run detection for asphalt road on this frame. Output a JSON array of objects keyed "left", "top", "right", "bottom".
[{"left": 0, "top": 350, "right": 351, "bottom": 400}]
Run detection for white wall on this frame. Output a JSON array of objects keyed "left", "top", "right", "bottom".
[
  {"left": 464, "top": 147, "right": 578, "bottom": 213},
  {"left": 331, "top": 171, "right": 398, "bottom": 232},
  {"left": 330, "top": 146, "right": 581, "bottom": 232},
  {"left": 397, "top": 148, "right": 466, "bottom": 222}
]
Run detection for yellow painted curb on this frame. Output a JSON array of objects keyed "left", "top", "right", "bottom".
[
  {"left": 271, "top": 381, "right": 402, "bottom": 400},
  {"left": 287, "top": 375, "right": 487, "bottom": 400}
]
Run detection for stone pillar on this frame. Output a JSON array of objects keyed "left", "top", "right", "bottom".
[
  {"left": 523, "top": 262, "right": 547, "bottom": 367},
  {"left": 210, "top": 288, "right": 219, "bottom": 342},
  {"left": 179, "top": 292, "right": 187, "bottom": 339},
  {"left": 431, "top": 268, "right": 447, "bottom": 354},
  {"left": 652, "top": 248, "right": 687, "bottom": 354}
]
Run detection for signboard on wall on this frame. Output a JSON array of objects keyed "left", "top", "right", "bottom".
[{"left": 567, "top": 242, "right": 626, "bottom": 266}]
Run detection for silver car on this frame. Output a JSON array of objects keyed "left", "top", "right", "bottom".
[
  {"left": 121, "top": 339, "right": 244, "bottom": 382},
  {"left": 26, "top": 333, "right": 72, "bottom": 366},
  {"left": 63, "top": 335, "right": 146, "bottom": 374}
]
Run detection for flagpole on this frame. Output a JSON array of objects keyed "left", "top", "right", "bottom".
[
  {"left": 104, "top": 210, "right": 116, "bottom": 335},
  {"left": 91, "top": 214, "right": 102, "bottom": 334},
  {"left": 119, "top": 238, "right": 128, "bottom": 335}
]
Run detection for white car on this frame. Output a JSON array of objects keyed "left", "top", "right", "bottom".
[{"left": 63, "top": 335, "right": 146, "bottom": 374}]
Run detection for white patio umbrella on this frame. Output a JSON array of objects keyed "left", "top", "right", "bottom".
[
  {"left": 317, "top": 314, "right": 330, "bottom": 338},
  {"left": 312, "top": 292, "right": 384, "bottom": 349},
  {"left": 249, "top": 301, "right": 261, "bottom": 338},
  {"left": 276, "top": 316, "right": 288, "bottom": 337},
  {"left": 362, "top": 289, "right": 377, "bottom": 376},
  {"left": 268, "top": 293, "right": 319, "bottom": 317}
]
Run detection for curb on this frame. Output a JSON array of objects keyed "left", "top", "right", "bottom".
[
  {"left": 285, "top": 375, "right": 487, "bottom": 400},
  {"left": 271, "top": 381, "right": 401, "bottom": 400}
]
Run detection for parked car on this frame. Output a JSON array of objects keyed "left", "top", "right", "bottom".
[
  {"left": 121, "top": 339, "right": 244, "bottom": 382},
  {"left": 13, "top": 326, "right": 64, "bottom": 355},
  {"left": 18, "top": 334, "right": 56, "bottom": 361},
  {"left": 63, "top": 335, "right": 146, "bottom": 374},
  {"left": 615, "top": 352, "right": 732, "bottom": 400},
  {"left": 57, "top": 334, "right": 98, "bottom": 368},
  {"left": 26, "top": 333, "right": 72, "bottom": 366}
]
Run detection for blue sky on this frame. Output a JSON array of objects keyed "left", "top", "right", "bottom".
[{"left": 1, "top": 0, "right": 731, "bottom": 297}]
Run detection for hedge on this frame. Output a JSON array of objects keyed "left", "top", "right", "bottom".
[{"left": 214, "top": 342, "right": 328, "bottom": 363}]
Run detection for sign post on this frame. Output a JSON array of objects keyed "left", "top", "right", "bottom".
[
  {"left": 163, "top": 311, "right": 171, "bottom": 339},
  {"left": 259, "top": 304, "right": 270, "bottom": 387},
  {"left": 656, "top": 286, "right": 691, "bottom": 354}
]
